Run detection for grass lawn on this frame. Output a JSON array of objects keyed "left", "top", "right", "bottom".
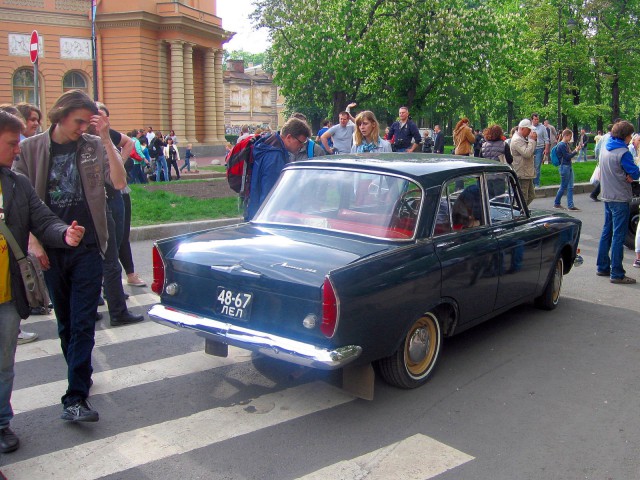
[
  {"left": 129, "top": 184, "right": 241, "bottom": 227},
  {"left": 540, "top": 160, "right": 597, "bottom": 186},
  {"left": 196, "top": 165, "right": 226, "bottom": 173}
]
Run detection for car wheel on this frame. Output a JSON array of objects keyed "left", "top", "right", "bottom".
[
  {"left": 377, "top": 312, "right": 442, "bottom": 389},
  {"left": 534, "top": 256, "right": 563, "bottom": 310},
  {"left": 624, "top": 204, "right": 639, "bottom": 250}
]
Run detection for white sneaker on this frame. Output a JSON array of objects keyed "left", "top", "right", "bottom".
[
  {"left": 17, "top": 330, "right": 38, "bottom": 345},
  {"left": 127, "top": 273, "right": 146, "bottom": 287}
]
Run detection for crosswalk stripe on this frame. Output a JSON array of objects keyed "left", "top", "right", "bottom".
[
  {"left": 20, "top": 292, "right": 159, "bottom": 325},
  {"left": 2, "top": 381, "right": 355, "bottom": 480},
  {"left": 15, "top": 321, "right": 177, "bottom": 363},
  {"left": 11, "top": 349, "right": 253, "bottom": 414},
  {"left": 296, "top": 433, "right": 474, "bottom": 480}
]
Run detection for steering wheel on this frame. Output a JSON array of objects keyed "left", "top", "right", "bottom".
[{"left": 390, "top": 189, "right": 421, "bottom": 232}]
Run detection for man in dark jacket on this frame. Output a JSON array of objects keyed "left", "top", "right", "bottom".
[
  {"left": 387, "top": 106, "right": 421, "bottom": 152},
  {"left": 246, "top": 118, "right": 311, "bottom": 220},
  {"left": 0, "top": 110, "right": 85, "bottom": 453},
  {"left": 433, "top": 125, "right": 445, "bottom": 154}
]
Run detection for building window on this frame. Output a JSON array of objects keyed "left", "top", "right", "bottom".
[
  {"left": 12, "top": 68, "right": 37, "bottom": 104},
  {"left": 230, "top": 90, "right": 241, "bottom": 108},
  {"left": 63, "top": 71, "right": 88, "bottom": 93}
]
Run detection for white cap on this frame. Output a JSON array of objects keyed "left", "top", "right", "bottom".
[{"left": 518, "top": 119, "right": 533, "bottom": 129}]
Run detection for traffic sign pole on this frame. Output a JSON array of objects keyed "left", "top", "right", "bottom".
[{"left": 30, "top": 30, "right": 39, "bottom": 107}]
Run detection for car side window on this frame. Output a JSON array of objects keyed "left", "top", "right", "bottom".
[
  {"left": 486, "top": 173, "right": 526, "bottom": 223},
  {"left": 434, "top": 175, "right": 485, "bottom": 235}
]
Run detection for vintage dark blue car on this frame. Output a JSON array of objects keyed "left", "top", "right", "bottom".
[{"left": 149, "top": 154, "right": 582, "bottom": 399}]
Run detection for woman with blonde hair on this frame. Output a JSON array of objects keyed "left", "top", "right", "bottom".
[
  {"left": 351, "top": 111, "right": 392, "bottom": 153},
  {"left": 453, "top": 117, "right": 475, "bottom": 156}
]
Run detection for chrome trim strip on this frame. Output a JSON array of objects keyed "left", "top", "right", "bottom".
[{"left": 148, "top": 304, "right": 362, "bottom": 370}]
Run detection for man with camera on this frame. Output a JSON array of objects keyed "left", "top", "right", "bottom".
[{"left": 387, "top": 106, "right": 422, "bottom": 152}]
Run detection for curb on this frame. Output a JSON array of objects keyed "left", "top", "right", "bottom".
[
  {"left": 534, "top": 182, "right": 595, "bottom": 198},
  {"left": 129, "top": 182, "right": 596, "bottom": 242},
  {"left": 129, "top": 217, "right": 243, "bottom": 242}
]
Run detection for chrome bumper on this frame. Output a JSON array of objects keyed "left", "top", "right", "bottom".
[{"left": 148, "top": 304, "right": 362, "bottom": 370}]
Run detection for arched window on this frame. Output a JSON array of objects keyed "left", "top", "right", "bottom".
[
  {"left": 63, "top": 71, "right": 88, "bottom": 93},
  {"left": 12, "top": 68, "right": 36, "bottom": 104}
]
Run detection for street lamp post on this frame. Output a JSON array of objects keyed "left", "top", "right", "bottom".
[
  {"left": 557, "top": 6, "right": 577, "bottom": 133},
  {"left": 557, "top": 5, "right": 562, "bottom": 132},
  {"left": 91, "top": 0, "right": 98, "bottom": 101}
]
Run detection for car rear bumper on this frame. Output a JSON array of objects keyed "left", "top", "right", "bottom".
[{"left": 148, "top": 304, "right": 362, "bottom": 370}]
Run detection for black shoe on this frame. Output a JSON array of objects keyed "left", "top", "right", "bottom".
[
  {"left": 0, "top": 427, "right": 19, "bottom": 453},
  {"left": 110, "top": 311, "right": 144, "bottom": 327},
  {"left": 61, "top": 400, "right": 99, "bottom": 422},
  {"left": 96, "top": 312, "right": 103, "bottom": 322},
  {"left": 97, "top": 296, "right": 105, "bottom": 306},
  {"left": 590, "top": 196, "right": 601, "bottom": 202}
]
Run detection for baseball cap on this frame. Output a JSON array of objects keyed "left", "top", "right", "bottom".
[{"left": 518, "top": 119, "right": 533, "bottom": 129}]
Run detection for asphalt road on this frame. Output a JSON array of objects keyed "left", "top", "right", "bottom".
[{"left": 4, "top": 192, "right": 640, "bottom": 479}]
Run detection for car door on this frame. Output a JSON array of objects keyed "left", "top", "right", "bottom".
[
  {"left": 486, "top": 172, "right": 544, "bottom": 309},
  {"left": 433, "top": 174, "right": 500, "bottom": 323}
]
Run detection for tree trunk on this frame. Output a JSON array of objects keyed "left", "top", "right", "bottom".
[
  {"left": 611, "top": 73, "right": 620, "bottom": 122},
  {"left": 332, "top": 91, "right": 347, "bottom": 123}
]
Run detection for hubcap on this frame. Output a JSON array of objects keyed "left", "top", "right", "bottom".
[
  {"left": 408, "top": 327, "right": 430, "bottom": 363},
  {"left": 552, "top": 258, "right": 563, "bottom": 303},
  {"left": 404, "top": 314, "right": 440, "bottom": 378}
]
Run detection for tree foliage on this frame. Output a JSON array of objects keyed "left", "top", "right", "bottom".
[{"left": 250, "top": 0, "right": 640, "bottom": 132}]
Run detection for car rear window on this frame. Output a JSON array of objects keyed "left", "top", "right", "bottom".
[{"left": 255, "top": 168, "right": 423, "bottom": 240}]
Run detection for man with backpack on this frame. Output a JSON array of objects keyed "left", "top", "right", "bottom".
[{"left": 245, "top": 118, "right": 311, "bottom": 220}]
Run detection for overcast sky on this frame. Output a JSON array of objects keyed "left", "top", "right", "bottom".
[{"left": 217, "top": 0, "right": 271, "bottom": 54}]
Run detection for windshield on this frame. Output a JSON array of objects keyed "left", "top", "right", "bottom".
[{"left": 255, "top": 168, "right": 422, "bottom": 240}]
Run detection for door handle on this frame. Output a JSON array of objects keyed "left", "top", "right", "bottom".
[{"left": 436, "top": 241, "right": 455, "bottom": 248}]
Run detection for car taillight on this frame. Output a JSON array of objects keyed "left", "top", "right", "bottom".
[
  {"left": 151, "top": 245, "right": 165, "bottom": 295},
  {"left": 321, "top": 277, "right": 339, "bottom": 338}
]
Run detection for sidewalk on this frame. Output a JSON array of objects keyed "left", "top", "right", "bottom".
[{"left": 129, "top": 181, "right": 596, "bottom": 242}]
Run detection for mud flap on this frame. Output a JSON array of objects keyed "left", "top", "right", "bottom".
[
  {"left": 204, "top": 338, "right": 228, "bottom": 357},
  {"left": 342, "top": 363, "right": 375, "bottom": 400}
]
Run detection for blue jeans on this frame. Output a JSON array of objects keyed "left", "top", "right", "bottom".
[
  {"left": 534, "top": 147, "right": 544, "bottom": 187},
  {"left": 0, "top": 302, "right": 20, "bottom": 427},
  {"left": 577, "top": 147, "right": 588, "bottom": 162},
  {"left": 596, "top": 201, "right": 630, "bottom": 280},
  {"left": 131, "top": 163, "right": 147, "bottom": 183},
  {"left": 155, "top": 155, "right": 168, "bottom": 182},
  {"left": 45, "top": 245, "right": 103, "bottom": 407},
  {"left": 180, "top": 156, "right": 191, "bottom": 172},
  {"left": 554, "top": 164, "right": 574, "bottom": 208}
]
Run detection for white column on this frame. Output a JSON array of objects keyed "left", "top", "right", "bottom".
[
  {"left": 183, "top": 42, "right": 196, "bottom": 144},
  {"left": 169, "top": 40, "right": 186, "bottom": 142},
  {"left": 203, "top": 48, "right": 218, "bottom": 143},
  {"left": 214, "top": 49, "right": 225, "bottom": 143},
  {"left": 158, "top": 41, "right": 169, "bottom": 131}
]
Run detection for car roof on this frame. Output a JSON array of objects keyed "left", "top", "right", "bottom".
[{"left": 285, "top": 153, "right": 514, "bottom": 187}]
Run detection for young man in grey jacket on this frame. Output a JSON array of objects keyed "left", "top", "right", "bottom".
[{"left": 14, "top": 90, "right": 126, "bottom": 423}]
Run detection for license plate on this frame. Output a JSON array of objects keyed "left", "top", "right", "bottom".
[{"left": 215, "top": 287, "right": 253, "bottom": 321}]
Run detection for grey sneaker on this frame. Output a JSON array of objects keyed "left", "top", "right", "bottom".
[
  {"left": 17, "top": 330, "right": 38, "bottom": 345},
  {"left": 61, "top": 400, "right": 99, "bottom": 422}
]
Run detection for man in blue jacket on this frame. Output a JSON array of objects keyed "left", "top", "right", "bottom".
[
  {"left": 596, "top": 120, "right": 639, "bottom": 284},
  {"left": 246, "top": 118, "right": 311, "bottom": 220}
]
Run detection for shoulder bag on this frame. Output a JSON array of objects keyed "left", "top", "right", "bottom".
[{"left": 0, "top": 220, "right": 51, "bottom": 311}]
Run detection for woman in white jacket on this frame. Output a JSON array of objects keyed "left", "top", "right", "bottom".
[{"left": 164, "top": 137, "right": 181, "bottom": 181}]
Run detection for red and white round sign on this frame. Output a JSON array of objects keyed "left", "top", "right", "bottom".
[{"left": 30, "top": 30, "right": 39, "bottom": 63}]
